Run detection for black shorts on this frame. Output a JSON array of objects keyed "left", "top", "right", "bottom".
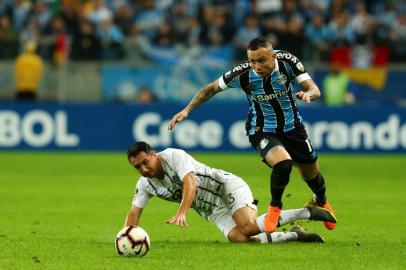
[{"left": 248, "top": 125, "right": 318, "bottom": 165}]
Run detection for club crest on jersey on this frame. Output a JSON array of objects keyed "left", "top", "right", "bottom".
[
  {"left": 276, "top": 74, "right": 287, "bottom": 85},
  {"left": 260, "top": 138, "right": 269, "bottom": 149}
]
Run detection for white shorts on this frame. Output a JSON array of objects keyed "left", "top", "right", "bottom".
[{"left": 209, "top": 175, "right": 257, "bottom": 239}]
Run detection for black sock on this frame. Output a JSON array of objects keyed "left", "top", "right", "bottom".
[
  {"left": 270, "top": 160, "right": 292, "bottom": 208},
  {"left": 306, "top": 173, "right": 326, "bottom": 206}
]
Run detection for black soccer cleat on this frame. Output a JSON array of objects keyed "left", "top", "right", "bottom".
[
  {"left": 307, "top": 206, "right": 337, "bottom": 223},
  {"left": 290, "top": 225, "right": 325, "bottom": 243}
]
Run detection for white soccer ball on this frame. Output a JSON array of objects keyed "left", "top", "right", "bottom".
[{"left": 115, "top": 226, "right": 151, "bottom": 257}]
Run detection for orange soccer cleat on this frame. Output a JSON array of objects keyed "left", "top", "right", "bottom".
[
  {"left": 306, "top": 195, "right": 337, "bottom": 230},
  {"left": 321, "top": 201, "right": 336, "bottom": 230},
  {"left": 263, "top": 206, "right": 281, "bottom": 233}
]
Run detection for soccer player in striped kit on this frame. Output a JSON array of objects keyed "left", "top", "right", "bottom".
[
  {"left": 168, "top": 37, "right": 336, "bottom": 234},
  {"left": 124, "top": 142, "right": 336, "bottom": 244}
]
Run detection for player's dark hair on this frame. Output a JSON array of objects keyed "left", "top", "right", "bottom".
[
  {"left": 127, "top": 141, "right": 153, "bottom": 162},
  {"left": 247, "top": 37, "right": 272, "bottom": 51}
]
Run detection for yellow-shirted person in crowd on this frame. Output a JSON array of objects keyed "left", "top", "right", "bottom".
[{"left": 14, "top": 41, "right": 44, "bottom": 101}]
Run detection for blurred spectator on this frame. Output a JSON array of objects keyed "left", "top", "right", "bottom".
[
  {"left": 185, "top": 16, "right": 201, "bottom": 48},
  {"left": 29, "top": 1, "right": 52, "bottom": 33},
  {"left": 0, "top": 14, "right": 18, "bottom": 59},
  {"left": 168, "top": 2, "right": 190, "bottom": 47},
  {"left": 262, "top": 0, "right": 304, "bottom": 58},
  {"left": 134, "top": 0, "right": 164, "bottom": 40},
  {"left": 42, "top": 16, "right": 69, "bottom": 65},
  {"left": 253, "top": 0, "right": 282, "bottom": 16},
  {"left": 301, "top": 0, "right": 331, "bottom": 21},
  {"left": 327, "top": 11, "right": 355, "bottom": 47},
  {"left": 113, "top": 3, "right": 133, "bottom": 35},
  {"left": 390, "top": 13, "right": 406, "bottom": 61},
  {"left": 232, "top": 0, "right": 253, "bottom": 30},
  {"left": 374, "top": 2, "right": 396, "bottom": 46},
  {"left": 0, "top": 0, "right": 11, "bottom": 16},
  {"left": 136, "top": 86, "right": 158, "bottom": 104},
  {"left": 304, "top": 13, "right": 329, "bottom": 62},
  {"left": 71, "top": 19, "right": 101, "bottom": 60},
  {"left": 87, "top": 0, "right": 113, "bottom": 26},
  {"left": 10, "top": 0, "right": 31, "bottom": 32},
  {"left": 233, "top": 13, "right": 261, "bottom": 61},
  {"left": 200, "top": 5, "right": 233, "bottom": 47},
  {"left": 14, "top": 41, "right": 44, "bottom": 101},
  {"left": 97, "top": 17, "right": 124, "bottom": 59},
  {"left": 350, "top": 2, "right": 374, "bottom": 44},
  {"left": 19, "top": 18, "right": 41, "bottom": 53},
  {"left": 123, "top": 24, "right": 150, "bottom": 59},
  {"left": 322, "top": 62, "right": 355, "bottom": 106},
  {"left": 152, "top": 21, "right": 175, "bottom": 48}
]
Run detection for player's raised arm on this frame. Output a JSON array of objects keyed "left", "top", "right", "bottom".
[
  {"left": 296, "top": 79, "right": 321, "bottom": 103},
  {"left": 167, "top": 80, "right": 223, "bottom": 130},
  {"left": 125, "top": 206, "right": 144, "bottom": 227},
  {"left": 165, "top": 172, "right": 197, "bottom": 227}
]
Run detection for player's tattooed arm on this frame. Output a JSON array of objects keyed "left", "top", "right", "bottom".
[
  {"left": 296, "top": 79, "right": 321, "bottom": 103},
  {"left": 168, "top": 80, "right": 223, "bottom": 130},
  {"left": 186, "top": 80, "right": 223, "bottom": 111}
]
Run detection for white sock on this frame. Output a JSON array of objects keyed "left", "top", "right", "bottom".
[
  {"left": 279, "top": 208, "right": 310, "bottom": 226},
  {"left": 256, "top": 232, "right": 271, "bottom": 244},
  {"left": 255, "top": 208, "right": 310, "bottom": 232},
  {"left": 270, "top": 232, "right": 298, "bottom": 243},
  {"left": 256, "top": 214, "right": 266, "bottom": 232},
  {"left": 257, "top": 232, "right": 298, "bottom": 244}
]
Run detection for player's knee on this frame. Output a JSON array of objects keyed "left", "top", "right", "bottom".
[
  {"left": 238, "top": 220, "right": 259, "bottom": 236},
  {"left": 227, "top": 227, "right": 250, "bottom": 243}
]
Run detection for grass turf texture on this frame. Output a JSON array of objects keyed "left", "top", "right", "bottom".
[{"left": 0, "top": 152, "right": 405, "bottom": 270}]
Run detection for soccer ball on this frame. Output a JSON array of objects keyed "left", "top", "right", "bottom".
[{"left": 115, "top": 226, "right": 150, "bottom": 257}]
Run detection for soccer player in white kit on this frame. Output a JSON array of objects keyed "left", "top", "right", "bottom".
[{"left": 124, "top": 142, "right": 336, "bottom": 244}]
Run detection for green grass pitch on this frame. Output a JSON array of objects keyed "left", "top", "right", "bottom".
[{"left": 0, "top": 152, "right": 405, "bottom": 270}]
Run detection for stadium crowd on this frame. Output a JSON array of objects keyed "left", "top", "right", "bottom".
[{"left": 0, "top": 0, "right": 404, "bottom": 65}]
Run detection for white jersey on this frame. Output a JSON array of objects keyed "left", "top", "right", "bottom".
[{"left": 132, "top": 148, "right": 244, "bottom": 219}]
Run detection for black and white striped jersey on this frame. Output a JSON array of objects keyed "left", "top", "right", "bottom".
[
  {"left": 218, "top": 50, "right": 311, "bottom": 135},
  {"left": 132, "top": 148, "right": 237, "bottom": 219}
]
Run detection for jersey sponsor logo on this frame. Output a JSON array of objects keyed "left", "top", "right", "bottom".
[
  {"left": 276, "top": 52, "right": 298, "bottom": 64},
  {"left": 260, "top": 138, "right": 269, "bottom": 149},
  {"left": 252, "top": 89, "right": 289, "bottom": 101},
  {"left": 276, "top": 74, "right": 287, "bottom": 85},
  {"left": 232, "top": 62, "right": 250, "bottom": 73}
]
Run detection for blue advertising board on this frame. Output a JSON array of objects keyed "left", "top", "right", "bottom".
[{"left": 0, "top": 103, "right": 405, "bottom": 153}]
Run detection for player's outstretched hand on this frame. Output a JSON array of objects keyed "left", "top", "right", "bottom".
[
  {"left": 168, "top": 110, "right": 189, "bottom": 130},
  {"left": 295, "top": 91, "right": 311, "bottom": 103},
  {"left": 166, "top": 213, "right": 188, "bottom": 227}
]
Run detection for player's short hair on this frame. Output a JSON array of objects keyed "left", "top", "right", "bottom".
[
  {"left": 247, "top": 37, "right": 273, "bottom": 51},
  {"left": 127, "top": 141, "right": 153, "bottom": 162}
]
